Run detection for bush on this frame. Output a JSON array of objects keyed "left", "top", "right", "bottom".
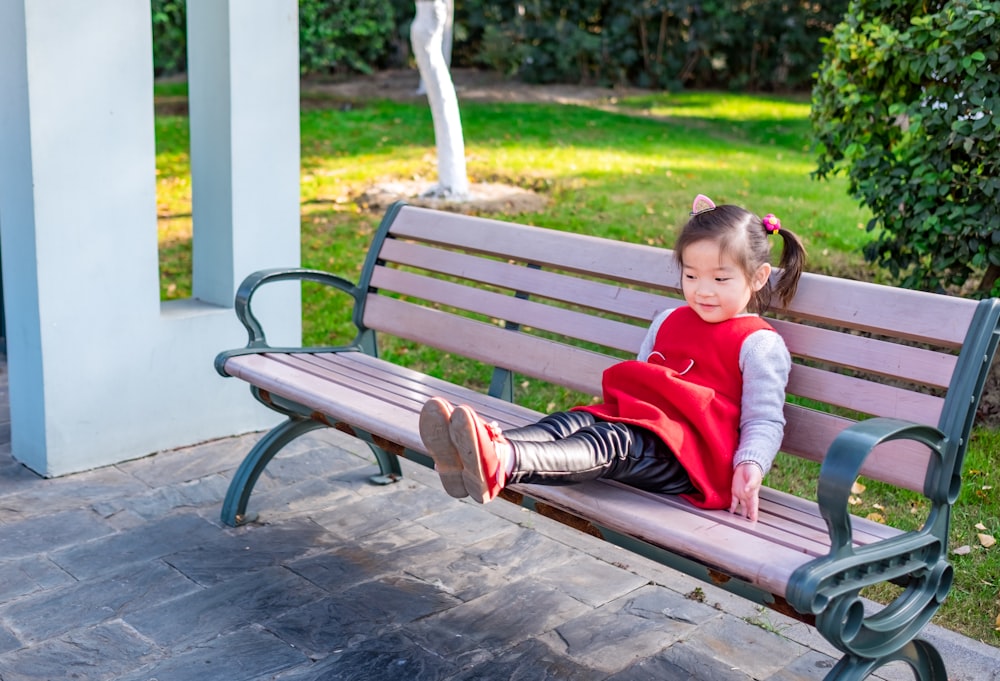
[
  {"left": 811, "top": 0, "right": 1000, "bottom": 294},
  {"left": 459, "top": 1, "right": 847, "bottom": 91},
  {"left": 150, "top": 0, "right": 405, "bottom": 78},
  {"left": 299, "top": 0, "right": 399, "bottom": 75},
  {"left": 149, "top": 1, "right": 845, "bottom": 91},
  {"left": 151, "top": 0, "right": 186, "bottom": 77}
]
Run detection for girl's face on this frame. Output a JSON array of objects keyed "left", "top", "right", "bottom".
[{"left": 680, "top": 239, "right": 771, "bottom": 324}]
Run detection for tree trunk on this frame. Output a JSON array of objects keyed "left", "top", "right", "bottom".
[
  {"left": 416, "top": 0, "right": 453, "bottom": 94},
  {"left": 981, "top": 263, "right": 1000, "bottom": 296},
  {"left": 410, "top": 0, "right": 468, "bottom": 199}
]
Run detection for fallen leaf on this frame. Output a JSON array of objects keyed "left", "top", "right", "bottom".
[
  {"left": 866, "top": 512, "right": 886, "bottom": 524},
  {"left": 851, "top": 481, "right": 866, "bottom": 494},
  {"left": 996, "top": 613, "right": 1000, "bottom": 631},
  {"left": 976, "top": 522, "right": 988, "bottom": 530},
  {"left": 953, "top": 545, "right": 972, "bottom": 556},
  {"left": 983, "top": 485, "right": 993, "bottom": 491},
  {"left": 978, "top": 533, "right": 996, "bottom": 548},
  {"left": 685, "top": 587, "right": 706, "bottom": 602},
  {"left": 848, "top": 495, "right": 862, "bottom": 506},
  {"left": 873, "top": 503, "right": 884, "bottom": 510}
]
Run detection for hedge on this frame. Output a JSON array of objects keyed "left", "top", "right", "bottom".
[{"left": 151, "top": 0, "right": 846, "bottom": 92}]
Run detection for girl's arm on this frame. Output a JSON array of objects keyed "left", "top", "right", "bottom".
[
  {"left": 730, "top": 329, "right": 792, "bottom": 520},
  {"left": 735, "top": 329, "right": 791, "bottom": 474}
]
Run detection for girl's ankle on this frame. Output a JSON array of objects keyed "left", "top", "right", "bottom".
[{"left": 497, "top": 441, "right": 515, "bottom": 476}]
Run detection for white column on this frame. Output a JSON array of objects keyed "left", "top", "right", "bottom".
[
  {"left": 0, "top": 0, "right": 301, "bottom": 476},
  {"left": 188, "top": 0, "right": 302, "bottom": 309}
]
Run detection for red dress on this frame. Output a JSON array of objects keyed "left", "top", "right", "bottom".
[{"left": 575, "top": 306, "right": 775, "bottom": 509}]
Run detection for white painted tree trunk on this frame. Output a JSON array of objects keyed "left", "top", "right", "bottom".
[
  {"left": 410, "top": 0, "right": 468, "bottom": 199},
  {"left": 415, "top": 0, "right": 452, "bottom": 95}
]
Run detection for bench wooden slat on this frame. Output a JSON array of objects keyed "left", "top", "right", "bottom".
[
  {"left": 224, "top": 352, "right": 426, "bottom": 453},
  {"left": 363, "top": 295, "right": 613, "bottom": 397},
  {"left": 280, "top": 353, "right": 445, "bottom": 415},
  {"left": 623, "top": 482, "right": 894, "bottom": 556},
  {"left": 378, "top": 238, "right": 670, "bottom": 322},
  {"left": 519, "top": 480, "right": 901, "bottom": 599},
  {"left": 781, "top": 273, "right": 978, "bottom": 347},
  {"left": 229, "top": 352, "right": 542, "bottom": 446},
  {"left": 757, "top": 487, "right": 900, "bottom": 546},
  {"left": 369, "top": 265, "right": 646, "bottom": 354},
  {"left": 786, "top": 363, "right": 943, "bottom": 424},
  {"left": 781, "top": 406, "right": 931, "bottom": 492},
  {"left": 773, "top": 318, "right": 957, "bottom": 389},
  {"left": 389, "top": 206, "right": 678, "bottom": 290},
  {"left": 299, "top": 352, "right": 542, "bottom": 428},
  {"left": 516, "top": 479, "right": 813, "bottom": 597}
]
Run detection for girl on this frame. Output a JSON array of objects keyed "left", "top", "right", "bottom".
[{"left": 418, "top": 195, "right": 806, "bottom": 522}]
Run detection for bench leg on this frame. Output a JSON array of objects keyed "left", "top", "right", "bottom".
[
  {"left": 826, "top": 639, "right": 947, "bottom": 681},
  {"left": 221, "top": 416, "right": 329, "bottom": 527},
  {"left": 368, "top": 443, "right": 404, "bottom": 485}
]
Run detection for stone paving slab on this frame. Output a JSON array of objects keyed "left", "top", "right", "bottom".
[
  {"left": 0, "top": 383, "right": 998, "bottom": 679},
  {"left": 0, "top": 621, "right": 161, "bottom": 681}
]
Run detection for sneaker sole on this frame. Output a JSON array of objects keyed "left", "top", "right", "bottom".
[
  {"left": 418, "top": 398, "right": 467, "bottom": 498},
  {"left": 450, "top": 406, "right": 492, "bottom": 504}
]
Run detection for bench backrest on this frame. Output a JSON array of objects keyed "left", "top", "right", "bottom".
[{"left": 354, "top": 203, "right": 1000, "bottom": 496}]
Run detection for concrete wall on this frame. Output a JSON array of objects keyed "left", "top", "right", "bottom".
[{"left": 0, "top": 0, "right": 302, "bottom": 476}]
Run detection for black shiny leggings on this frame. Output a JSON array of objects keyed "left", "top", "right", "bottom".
[{"left": 504, "top": 411, "right": 694, "bottom": 495}]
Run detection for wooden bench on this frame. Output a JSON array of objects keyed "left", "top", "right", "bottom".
[{"left": 215, "top": 201, "right": 1000, "bottom": 681}]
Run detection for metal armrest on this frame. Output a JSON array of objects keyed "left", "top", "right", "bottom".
[
  {"left": 214, "top": 267, "right": 367, "bottom": 377},
  {"left": 786, "top": 417, "right": 955, "bottom": 661},
  {"left": 819, "top": 418, "right": 951, "bottom": 551},
  {"left": 234, "top": 267, "right": 363, "bottom": 347}
]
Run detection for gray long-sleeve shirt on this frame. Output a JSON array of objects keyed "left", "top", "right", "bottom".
[{"left": 636, "top": 308, "right": 790, "bottom": 476}]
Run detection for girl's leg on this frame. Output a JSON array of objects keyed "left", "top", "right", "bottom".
[
  {"left": 509, "top": 421, "right": 693, "bottom": 494},
  {"left": 419, "top": 404, "right": 596, "bottom": 501},
  {"left": 503, "top": 410, "right": 600, "bottom": 442},
  {"left": 449, "top": 405, "right": 692, "bottom": 503}
]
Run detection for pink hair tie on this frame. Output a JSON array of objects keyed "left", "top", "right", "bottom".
[{"left": 763, "top": 213, "right": 781, "bottom": 234}]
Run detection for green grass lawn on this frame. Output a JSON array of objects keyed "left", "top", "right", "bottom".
[{"left": 154, "top": 85, "right": 999, "bottom": 645}]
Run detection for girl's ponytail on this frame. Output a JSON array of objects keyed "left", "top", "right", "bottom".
[{"left": 769, "top": 222, "right": 806, "bottom": 309}]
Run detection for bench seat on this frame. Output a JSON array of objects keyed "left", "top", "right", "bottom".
[{"left": 224, "top": 348, "right": 902, "bottom": 602}]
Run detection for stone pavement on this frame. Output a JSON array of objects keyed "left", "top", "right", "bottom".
[{"left": 0, "top": 360, "right": 998, "bottom": 681}]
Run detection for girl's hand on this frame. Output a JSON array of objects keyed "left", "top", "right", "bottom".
[{"left": 730, "top": 462, "right": 763, "bottom": 522}]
